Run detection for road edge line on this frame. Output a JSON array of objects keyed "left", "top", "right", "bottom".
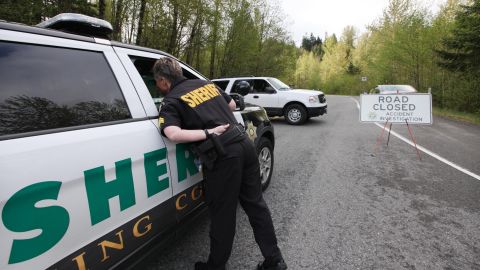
[{"left": 351, "top": 97, "right": 480, "bottom": 181}]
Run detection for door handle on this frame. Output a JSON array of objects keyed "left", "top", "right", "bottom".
[{"left": 253, "top": 95, "right": 259, "bottom": 98}]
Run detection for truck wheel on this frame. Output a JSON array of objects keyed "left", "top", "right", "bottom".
[
  {"left": 257, "top": 137, "right": 274, "bottom": 191},
  {"left": 284, "top": 104, "right": 307, "bottom": 125}
]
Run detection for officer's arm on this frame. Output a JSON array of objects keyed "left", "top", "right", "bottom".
[
  {"left": 228, "top": 99, "right": 236, "bottom": 111},
  {"left": 164, "top": 124, "right": 230, "bottom": 143},
  {"left": 216, "top": 85, "right": 235, "bottom": 111}
]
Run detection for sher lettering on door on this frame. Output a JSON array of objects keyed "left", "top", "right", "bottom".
[{"left": 1, "top": 144, "right": 199, "bottom": 266}]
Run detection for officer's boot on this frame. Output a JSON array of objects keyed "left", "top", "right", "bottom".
[
  {"left": 194, "top": 262, "right": 208, "bottom": 270},
  {"left": 256, "top": 259, "right": 287, "bottom": 270}
]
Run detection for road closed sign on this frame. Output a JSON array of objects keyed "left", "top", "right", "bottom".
[{"left": 360, "top": 94, "right": 432, "bottom": 124}]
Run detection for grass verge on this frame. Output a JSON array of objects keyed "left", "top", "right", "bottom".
[{"left": 433, "top": 107, "right": 480, "bottom": 125}]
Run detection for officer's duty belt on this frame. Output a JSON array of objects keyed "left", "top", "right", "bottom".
[
  {"left": 191, "top": 124, "right": 246, "bottom": 170},
  {"left": 218, "top": 124, "right": 246, "bottom": 145}
]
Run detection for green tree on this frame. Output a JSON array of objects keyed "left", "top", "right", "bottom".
[
  {"left": 207, "top": 0, "right": 222, "bottom": 78},
  {"left": 0, "top": 0, "right": 97, "bottom": 25},
  {"left": 295, "top": 51, "right": 322, "bottom": 89},
  {"left": 340, "top": 26, "right": 359, "bottom": 74},
  {"left": 437, "top": 0, "right": 480, "bottom": 73},
  {"left": 301, "top": 33, "right": 323, "bottom": 56},
  {"left": 220, "top": 0, "right": 259, "bottom": 76},
  {"left": 136, "top": 0, "right": 147, "bottom": 45}
]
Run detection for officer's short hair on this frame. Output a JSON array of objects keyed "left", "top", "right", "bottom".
[{"left": 153, "top": 57, "right": 183, "bottom": 83}]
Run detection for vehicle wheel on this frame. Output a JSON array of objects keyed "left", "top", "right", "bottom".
[
  {"left": 284, "top": 104, "right": 307, "bottom": 125},
  {"left": 256, "top": 137, "right": 274, "bottom": 191}
]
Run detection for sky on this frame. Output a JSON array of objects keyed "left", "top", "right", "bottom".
[{"left": 280, "top": 0, "right": 448, "bottom": 46}]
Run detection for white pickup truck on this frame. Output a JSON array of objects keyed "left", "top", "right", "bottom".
[{"left": 213, "top": 77, "right": 327, "bottom": 125}]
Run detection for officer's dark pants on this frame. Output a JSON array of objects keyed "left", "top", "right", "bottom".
[{"left": 203, "top": 138, "right": 282, "bottom": 270}]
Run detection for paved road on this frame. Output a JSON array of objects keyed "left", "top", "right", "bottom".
[{"left": 140, "top": 95, "right": 480, "bottom": 270}]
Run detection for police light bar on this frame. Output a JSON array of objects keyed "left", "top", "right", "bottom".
[{"left": 37, "top": 13, "right": 113, "bottom": 39}]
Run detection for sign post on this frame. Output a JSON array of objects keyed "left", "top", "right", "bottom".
[{"left": 360, "top": 93, "right": 432, "bottom": 159}]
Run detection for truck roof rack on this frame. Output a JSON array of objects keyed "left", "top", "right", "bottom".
[{"left": 37, "top": 13, "right": 112, "bottom": 39}]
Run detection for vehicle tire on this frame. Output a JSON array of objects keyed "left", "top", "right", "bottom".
[
  {"left": 256, "top": 137, "right": 274, "bottom": 191},
  {"left": 284, "top": 104, "right": 307, "bottom": 125}
]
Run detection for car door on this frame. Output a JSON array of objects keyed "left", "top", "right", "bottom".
[
  {"left": 235, "top": 79, "right": 279, "bottom": 111},
  {"left": 0, "top": 32, "right": 175, "bottom": 270},
  {"left": 113, "top": 47, "right": 204, "bottom": 222}
]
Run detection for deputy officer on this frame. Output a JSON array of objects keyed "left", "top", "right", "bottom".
[{"left": 153, "top": 57, "right": 287, "bottom": 270}]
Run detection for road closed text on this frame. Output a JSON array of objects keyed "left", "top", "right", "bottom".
[
  {"left": 373, "top": 96, "right": 416, "bottom": 111},
  {"left": 360, "top": 94, "right": 432, "bottom": 124}
]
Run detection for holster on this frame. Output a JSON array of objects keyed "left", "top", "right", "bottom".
[
  {"left": 191, "top": 138, "right": 218, "bottom": 170},
  {"left": 191, "top": 124, "right": 246, "bottom": 170}
]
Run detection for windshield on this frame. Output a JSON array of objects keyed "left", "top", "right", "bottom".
[
  {"left": 267, "top": 78, "right": 291, "bottom": 91},
  {"left": 377, "top": 85, "right": 417, "bottom": 93}
]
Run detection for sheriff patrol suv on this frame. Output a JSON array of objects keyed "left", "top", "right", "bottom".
[
  {"left": 0, "top": 14, "right": 275, "bottom": 270},
  {"left": 213, "top": 77, "right": 327, "bottom": 125}
]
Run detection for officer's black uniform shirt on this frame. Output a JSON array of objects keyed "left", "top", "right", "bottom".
[{"left": 159, "top": 78, "right": 237, "bottom": 136}]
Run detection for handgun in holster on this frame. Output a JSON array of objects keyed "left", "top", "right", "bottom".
[
  {"left": 191, "top": 134, "right": 226, "bottom": 170},
  {"left": 210, "top": 134, "right": 227, "bottom": 157}
]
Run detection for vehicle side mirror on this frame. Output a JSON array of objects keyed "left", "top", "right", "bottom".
[
  {"left": 235, "top": 81, "right": 251, "bottom": 96},
  {"left": 229, "top": 93, "right": 245, "bottom": 111},
  {"left": 265, "top": 86, "right": 276, "bottom": 94}
]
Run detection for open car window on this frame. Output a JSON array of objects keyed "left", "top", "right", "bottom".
[{"left": 128, "top": 56, "right": 200, "bottom": 110}]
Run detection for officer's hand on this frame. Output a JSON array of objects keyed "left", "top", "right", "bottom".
[{"left": 209, "top": 124, "right": 230, "bottom": 135}]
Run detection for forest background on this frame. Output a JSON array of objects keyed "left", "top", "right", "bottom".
[{"left": 1, "top": 0, "right": 479, "bottom": 118}]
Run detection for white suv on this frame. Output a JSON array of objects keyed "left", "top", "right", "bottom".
[
  {"left": 0, "top": 14, "right": 275, "bottom": 270},
  {"left": 213, "top": 77, "right": 327, "bottom": 125}
]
